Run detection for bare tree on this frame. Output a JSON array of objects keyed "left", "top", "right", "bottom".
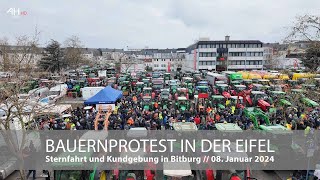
[
  {"left": 286, "top": 14, "right": 320, "bottom": 71},
  {"left": 122, "top": 56, "right": 138, "bottom": 73},
  {"left": 64, "top": 35, "right": 90, "bottom": 70},
  {"left": 0, "top": 31, "right": 45, "bottom": 179}
]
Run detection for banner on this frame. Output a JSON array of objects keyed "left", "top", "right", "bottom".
[
  {"left": 96, "top": 104, "right": 115, "bottom": 111},
  {"left": 1, "top": 130, "right": 317, "bottom": 170}
]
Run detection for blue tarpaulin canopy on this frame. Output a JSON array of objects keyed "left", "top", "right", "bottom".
[{"left": 84, "top": 86, "right": 123, "bottom": 105}]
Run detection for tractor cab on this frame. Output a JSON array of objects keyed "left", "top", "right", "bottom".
[
  {"left": 197, "top": 81, "right": 208, "bottom": 87},
  {"left": 287, "top": 80, "right": 300, "bottom": 89},
  {"left": 269, "top": 84, "right": 283, "bottom": 91},
  {"left": 152, "top": 71, "right": 162, "bottom": 79},
  {"left": 257, "top": 79, "right": 270, "bottom": 86},
  {"left": 215, "top": 80, "right": 225, "bottom": 85},
  {"left": 160, "top": 89, "right": 171, "bottom": 100},
  {"left": 121, "top": 81, "right": 131, "bottom": 96},
  {"left": 195, "top": 86, "right": 209, "bottom": 99},
  {"left": 243, "top": 79, "right": 253, "bottom": 87},
  {"left": 231, "top": 96, "right": 244, "bottom": 109},
  {"left": 252, "top": 84, "right": 265, "bottom": 91},
  {"left": 182, "top": 77, "right": 193, "bottom": 85},
  {"left": 164, "top": 73, "right": 171, "bottom": 85},
  {"left": 229, "top": 73, "right": 243, "bottom": 84},
  {"left": 169, "top": 84, "right": 178, "bottom": 95},
  {"left": 176, "top": 88, "right": 189, "bottom": 100},
  {"left": 176, "top": 97, "right": 189, "bottom": 111},
  {"left": 251, "top": 91, "right": 270, "bottom": 112},
  {"left": 230, "top": 80, "right": 241, "bottom": 86},
  {"left": 215, "top": 83, "right": 231, "bottom": 98},
  {"left": 76, "top": 79, "right": 87, "bottom": 88},
  {"left": 302, "top": 84, "right": 317, "bottom": 90},
  {"left": 142, "top": 78, "right": 151, "bottom": 87},
  {"left": 136, "top": 82, "right": 144, "bottom": 93},
  {"left": 270, "top": 78, "right": 282, "bottom": 85},
  {"left": 269, "top": 91, "right": 292, "bottom": 106},
  {"left": 152, "top": 78, "right": 164, "bottom": 95},
  {"left": 231, "top": 85, "right": 246, "bottom": 95},
  {"left": 142, "top": 96, "right": 152, "bottom": 111},
  {"left": 193, "top": 72, "right": 202, "bottom": 82},
  {"left": 119, "top": 75, "right": 129, "bottom": 82},
  {"left": 211, "top": 95, "right": 226, "bottom": 109},
  {"left": 142, "top": 87, "right": 152, "bottom": 98},
  {"left": 131, "top": 77, "right": 138, "bottom": 87},
  {"left": 186, "top": 83, "right": 194, "bottom": 98}
]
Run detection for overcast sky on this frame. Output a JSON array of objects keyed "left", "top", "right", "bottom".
[{"left": 0, "top": 0, "right": 319, "bottom": 48}]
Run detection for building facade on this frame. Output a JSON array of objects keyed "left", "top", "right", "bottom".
[{"left": 184, "top": 36, "right": 264, "bottom": 72}]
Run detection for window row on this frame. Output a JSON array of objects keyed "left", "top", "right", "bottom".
[
  {"left": 154, "top": 64, "right": 167, "bottom": 67},
  {"left": 199, "top": 43, "right": 262, "bottom": 49},
  {"left": 228, "top": 60, "right": 263, "bottom": 65},
  {"left": 246, "top": 52, "right": 263, "bottom": 57},
  {"left": 199, "top": 52, "right": 217, "bottom": 57},
  {"left": 229, "top": 52, "right": 246, "bottom": 57},
  {"left": 154, "top": 59, "right": 183, "bottom": 61},
  {"left": 229, "top": 52, "right": 263, "bottom": 57},
  {"left": 199, "top": 61, "right": 216, "bottom": 66}
]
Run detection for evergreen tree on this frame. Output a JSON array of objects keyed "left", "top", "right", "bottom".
[{"left": 38, "top": 39, "right": 64, "bottom": 72}]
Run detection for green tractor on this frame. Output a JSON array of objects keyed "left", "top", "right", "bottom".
[
  {"left": 170, "top": 84, "right": 178, "bottom": 96},
  {"left": 268, "top": 91, "right": 292, "bottom": 107},
  {"left": 159, "top": 89, "right": 171, "bottom": 110},
  {"left": 176, "top": 97, "right": 190, "bottom": 111},
  {"left": 244, "top": 107, "right": 288, "bottom": 131},
  {"left": 229, "top": 73, "right": 243, "bottom": 84},
  {"left": 120, "top": 81, "right": 130, "bottom": 96},
  {"left": 210, "top": 95, "right": 226, "bottom": 109},
  {"left": 243, "top": 107, "right": 297, "bottom": 157},
  {"left": 186, "top": 83, "right": 194, "bottom": 98},
  {"left": 142, "top": 78, "right": 151, "bottom": 87},
  {"left": 182, "top": 77, "right": 193, "bottom": 85},
  {"left": 301, "top": 97, "right": 319, "bottom": 108},
  {"left": 141, "top": 87, "right": 153, "bottom": 99},
  {"left": 136, "top": 82, "right": 145, "bottom": 93},
  {"left": 164, "top": 73, "right": 171, "bottom": 85},
  {"left": 142, "top": 95, "right": 153, "bottom": 111}
]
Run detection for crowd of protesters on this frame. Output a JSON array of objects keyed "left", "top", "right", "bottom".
[{"left": 34, "top": 91, "right": 320, "bottom": 134}]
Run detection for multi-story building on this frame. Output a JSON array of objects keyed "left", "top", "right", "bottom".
[
  {"left": 150, "top": 48, "right": 185, "bottom": 71},
  {"left": 263, "top": 42, "right": 305, "bottom": 70},
  {"left": 184, "top": 36, "right": 264, "bottom": 72},
  {"left": 0, "top": 45, "right": 43, "bottom": 71}
]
